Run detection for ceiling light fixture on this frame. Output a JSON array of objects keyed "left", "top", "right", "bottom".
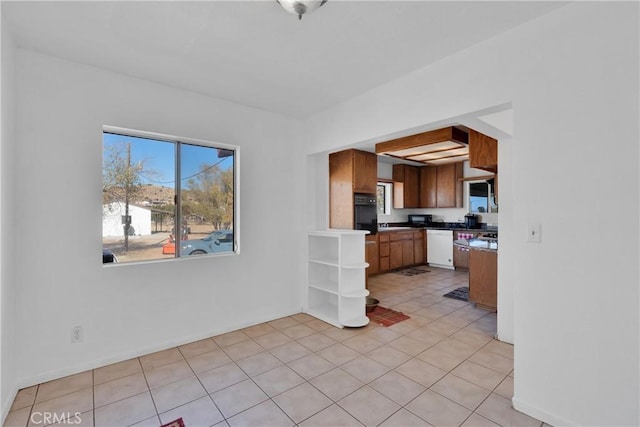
[
  {"left": 276, "top": 0, "right": 327, "bottom": 20},
  {"left": 375, "top": 127, "right": 470, "bottom": 166}
]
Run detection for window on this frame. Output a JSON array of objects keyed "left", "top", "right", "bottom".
[
  {"left": 469, "top": 181, "right": 498, "bottom": 214},
  {"left": 377, "top": 182, "right": 392, "bottom": 215},
  {"left": 102, "top": 127, "right": 238, "bottom": 264}
]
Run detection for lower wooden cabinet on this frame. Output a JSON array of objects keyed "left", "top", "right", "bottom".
[
  {"left": 365, "top": 235, "right": 379, "bottom": 276},
  {"left": 469, "top": 249, "right": 497, "bottom": 311},
  {"left": 453, "top": 231, "right": 478, "bottom": 270},
  {"left": 373, "top": 230, "right": 425, "bottom": 275}
]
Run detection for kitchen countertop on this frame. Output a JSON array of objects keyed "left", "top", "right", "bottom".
[{"left": 454, "top": 238, "right": 498, "bottom": 252}]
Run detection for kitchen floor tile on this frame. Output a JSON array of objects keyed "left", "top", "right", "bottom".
[
  {"left": 223, "top": 339, "right": 265, "bottom": 361},
  {"left": 476, "top": 393, "right": 541, "bottom": 427},
  {"left": 213, "top": 330, "right": 251, "bottom": 348},
  {"left": 235, "top": 351, "right": 283, "bottom": 377},
  {"left": 252, "top": 365, "right": 305, "bottom": 397},
  {"left": 451, "top": 361, "right": 506, "bottom": 391},
  {"left": 341, "top": 356, "right": 389, "bottom": 384},
  {"left": 305, "top": 319, "right": 334, "bottom": 332},
  {"left": 309, "top": 368, "right": 364, "bottom": 401},
  {"left": 242, "top": 322, "right": 278, "bottom": 338},
  {"left": 197, "top": 362, "right": 249, "bottom": 394},
  {"left": 405, "top": 389, "right": 471, "bottom": 427},
  {"left": 9, "top": 386, "right": 37, "bottom": 412},
  {"left": 298, "top": 404, "right": 363, "bottom": 427},
  {"left": 317, "top": 343, "right": 360, "bottom": 366},
  {"left": 338, "top": 385, "right": 400, "bottom": 427},
  {"left": 210, "top": 379, "right": 268, "bottom": 418},
  {"left": 228, "top": 399, "right": 294, "bottom": 427},
  {"left": 291, "top": 313, "right": 316, "bottom": 323},
  {"left": 288, "top": 353, "right": 335, "bottom": 380},
  {"left": 494, "top": 376, "right": 514, "bottom": 399},
  {"left": 395, "top": 358, "right": 447, "bottom": 388},
  {"left": 139, "top": 348, "right": 183, "bottom": 371},
  {"left": 431, "top": 373, "right": 491, "bottom": 410},
  {"left": 270, "top": 341, "right": 313, "bottom": 363},
  {"left": 143, "top": 359, "right": 193, "bottom": 390},
  {"left": 4, "top": 407, "right": 31, "bottom": 427},
  {"left": 268, "top": 316, "right": 300, "bottom": 330},
  {"left": 273, "top": 382, "right": 333, "bottom": 424},
  {"left": 94, "top": 358, "right": 142, "bottom": 386},
  {"left": 387, "top": 336, "right": 431, "bottom": 356},
  {"left": 178, "top": 338, "right": 220, "bottom": 359},
  {"left": 365, "top": 345, "right": 412, "bottom": 368},
  {"left": 461, "top": 413, "right": 501, "bottom": 427},
  {"left": 369, "top": 370, "right": 426, "bottom": 406},
  {"left": 297, "top": 333, "right": 338, "bottom": 352},
  {"left": 416, "top": 345, "right": 467, "bottom": 372},
  {"left": 30, "top": 388, "right": 93, "bottom": 423},
  {"left": 483, "top": 339, "right": 515, "bottom": 359},
  {"left": 186, "top": 349, "right": 233, "bottom": 373},
  {"left": 94, "top": 372, "right": 148, "bottom": 408},
  {"left": 159, "top": 395, "right": 224, "bottom": 427},
  {"left": 378, "top": 408, "right": 432, "bottom": 426},
  {"left": 149, "top": 375, "right": 206, "bottom": 414},
  {"left": 35, "top": 371, "right": 93, "bottom": 403},
  {"left": 430, "top": 337, "right": 479, "bottom": 359},
  {"left": 253, "top": 330, "right": 293, "bottom": 350},
  {"left": 469, "top": 349, "right": 514, "bottom": 374},
  {"left": 342, "top": 335, "right": 384, "bottom": 354},
  {"left": 94, "top": 392, "right": 156, "bottom": 427},
  {"left": 281, "top": 323, "right": 316, "bottom": 340}
]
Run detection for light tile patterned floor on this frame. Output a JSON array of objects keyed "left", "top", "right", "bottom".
[{"left": 4, "top": 267, "right": 545, "bottom": 427}]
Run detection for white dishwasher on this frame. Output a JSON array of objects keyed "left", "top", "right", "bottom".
[{"left": 427, "top": 229, "right": 454, "bottom": 269}]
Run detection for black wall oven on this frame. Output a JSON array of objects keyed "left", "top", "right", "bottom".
[{"left": 354, "top": 194, "right": 378, "bottom": 235}]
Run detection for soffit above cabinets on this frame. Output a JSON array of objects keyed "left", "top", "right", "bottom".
[{"left": 375, "top": 127, "right": 469, "bottom": 166}]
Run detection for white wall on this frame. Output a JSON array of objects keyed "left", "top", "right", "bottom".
[
  {"left": 11, "top": 49, "right": 303, "bottom": 390},
  {"left": 302, "top": 3, "right": 639, "bottom": 426},
  {"left": 1, "top": 14, "right": 18, "bottom": 417}
]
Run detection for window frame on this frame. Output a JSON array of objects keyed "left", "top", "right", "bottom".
[
  {"left": 377, "top": 181, "right": 392, "bottom": 216},
  {"left": 102, "top": 125, "right": 240, "bottom": 265}
]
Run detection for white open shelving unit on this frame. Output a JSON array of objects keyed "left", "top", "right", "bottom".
[{"left": 306, "top": 230, "right": 370, "bottom": 328}]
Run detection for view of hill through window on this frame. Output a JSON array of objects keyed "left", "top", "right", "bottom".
[{"left": 102, "top": 131, "right": 236, "bottom": 264}]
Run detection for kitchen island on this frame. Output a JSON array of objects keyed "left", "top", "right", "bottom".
[{"left": 454, "top": 238, "right": 497, "bottom": 312}]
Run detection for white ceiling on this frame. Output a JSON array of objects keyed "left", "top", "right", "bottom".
[{"left": 2, "top": 1, "right": 564, "bottom": 118}]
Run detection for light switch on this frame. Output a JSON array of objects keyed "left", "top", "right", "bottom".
[{"left": 527, "top": 223, "right": 542, "bottom": 243}]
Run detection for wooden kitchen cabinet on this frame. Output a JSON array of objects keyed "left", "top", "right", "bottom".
[
  {"left": 469, "top": 129, "right": 498, "bottom": 173},
  {"left": 453, "top": 231, "right": 478, "bottom": 270},
  {"left": 365, "top": 235, "right": 379, "bottom": 276},
  {"left": 469, "top": 249, "right": 497, "bottom": 311},
  {"left": 393, "top": 164, "right": 420, "bottom": 208},
  {"left": 413, "top": 230, "right": 425, "bottom": 265},
  {"left": 419, "top": 166, "right": 437, "bottom": 208},
  {"left": 418, "top": 163, "right": 463, "bottom": 208},
  {"left": 378, "top": 233, "right": 390, "bottom": 273},
  {"left": 353, "top": 150, "right": 378, "bottom": 194},
  {"left": 329, "top": 149, "right": 377, "bottom": 229},
  {"left": 389, "top": 240, "right": 403, "bottom": 270},
  {"left": 436, "top": 162, "right": 464, "bottom": 208},
  {"left": 373, "top": 230, "right": 426, "bottom": 275}
]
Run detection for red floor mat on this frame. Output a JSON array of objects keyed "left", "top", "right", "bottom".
[{"left": 366, "top": 306, "right": 410, "bottom": 327}]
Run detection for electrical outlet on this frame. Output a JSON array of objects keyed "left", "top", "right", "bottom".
[{"left": 71, "top": 326, "right": 83, "bottom": 343}]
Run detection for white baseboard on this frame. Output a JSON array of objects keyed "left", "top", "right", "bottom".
[
  {"left": 512, "top": 395, "right": 577, "bottom": 426},
  {"left": 13, "top": 307, "right": 302, "bottom": 391}
]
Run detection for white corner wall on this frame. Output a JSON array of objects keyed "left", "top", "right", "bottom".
[
  {"left": 10, "top": 49, "right": 304, "bottom": 389},
  {"left": 303, "top": 3, "right": 639, "bottom": 426},
  {"left": 1, "top": 14, "right": 18, "bottom": 417}
]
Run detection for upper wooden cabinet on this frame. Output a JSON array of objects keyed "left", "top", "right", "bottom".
[
  {"left": 329, "top": 149, "right": 377, "bottom": 229},
  {"left": 352, "top": 150, "right": 378, "bottom": 194},
  {"left": 469, "top": 129, "right": 498, "bottom": 173},
  {"left": 437, "top": 162, "right": 464, "bottom": 208},
  {"left": 419, "top": 166, "right": 437, "bottom": 208},
  {"left": 392, "top": 164, "right": 419, "bottom": 208},
  {"left": 419, "top": 163, "right": 463, "bottom": 208}
]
